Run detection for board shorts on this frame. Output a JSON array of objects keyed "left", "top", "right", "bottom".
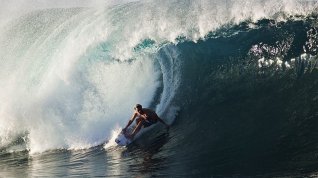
[{"left": 141, "top": 119, "right": 157, "bottom": 127}]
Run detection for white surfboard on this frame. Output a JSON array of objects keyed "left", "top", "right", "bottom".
[{"left": 115, "top": 130, "right": 132, "bottom": 146}]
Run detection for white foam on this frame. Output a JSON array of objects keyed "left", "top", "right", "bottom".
[{"left": 104, "top": 127, "right": 122, "bottom": 149}]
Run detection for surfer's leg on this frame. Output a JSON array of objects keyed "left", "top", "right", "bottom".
[
  {"left": 130, "top": 121, "right": 143, "bottom": 139},
  {"left": 136, "top": 117, "right": 141, "bottom": 124}
]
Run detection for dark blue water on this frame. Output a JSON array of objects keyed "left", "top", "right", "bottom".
[{"left": 1, "top": 0, "right": 318, "bottom": 177}]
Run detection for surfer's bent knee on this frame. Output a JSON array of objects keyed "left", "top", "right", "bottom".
[{"left": 136, "top": 117, "right": 141, "bottom": 124}]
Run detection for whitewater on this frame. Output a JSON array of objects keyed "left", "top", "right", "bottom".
[{"left": 1, "top": 0, "right": 318, "bottom": 177}]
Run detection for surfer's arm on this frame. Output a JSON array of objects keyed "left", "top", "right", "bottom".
[{"left": 123, "top": 113, "right": 137, "bottom": 130}]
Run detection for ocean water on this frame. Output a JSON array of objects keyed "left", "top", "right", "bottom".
[{"left": 1, "top": 0, "right": 318, "bottom": 177}]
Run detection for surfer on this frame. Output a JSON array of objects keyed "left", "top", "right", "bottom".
[{"left": 123, "top": 104, "right": 169, "bottom": 139}]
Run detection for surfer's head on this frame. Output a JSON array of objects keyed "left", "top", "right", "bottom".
[{"left": 134, "top": 104, "right": 142, "bottom": 112}]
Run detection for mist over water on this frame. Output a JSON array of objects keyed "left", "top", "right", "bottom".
[{"left": 1, "top": 0, "right": 318, "bottom": 177}]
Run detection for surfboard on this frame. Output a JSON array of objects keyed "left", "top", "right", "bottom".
[{"left": 115, "top": 130, "right": 132, "bottom": 146}]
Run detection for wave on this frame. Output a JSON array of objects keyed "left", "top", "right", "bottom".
[
  {"left": 0, "top": 0, "right": 317, "bottom": 156},
  {"left": 162, "top": 15, "right": 318, "bottom": 176}
]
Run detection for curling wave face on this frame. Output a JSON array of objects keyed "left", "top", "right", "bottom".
[{"left": 0, "top": 0, "right": 318, "bottom": 176}]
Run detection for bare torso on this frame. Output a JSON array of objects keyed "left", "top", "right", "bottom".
[{"left": 137, "top": 108, "right": 159, "bottom": 122}]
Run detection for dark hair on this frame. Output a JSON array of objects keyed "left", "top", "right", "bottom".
[{"left": 135, "top": 104, "right": 142, "bottom": 109}]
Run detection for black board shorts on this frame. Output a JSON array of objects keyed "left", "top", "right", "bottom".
[{"left": 142, "top": 119, "right": 157, "bottom": 127}]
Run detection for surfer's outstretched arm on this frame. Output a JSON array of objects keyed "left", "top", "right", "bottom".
[{"left": 123, "top": 113, "right": 137, "bottom": 131}]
